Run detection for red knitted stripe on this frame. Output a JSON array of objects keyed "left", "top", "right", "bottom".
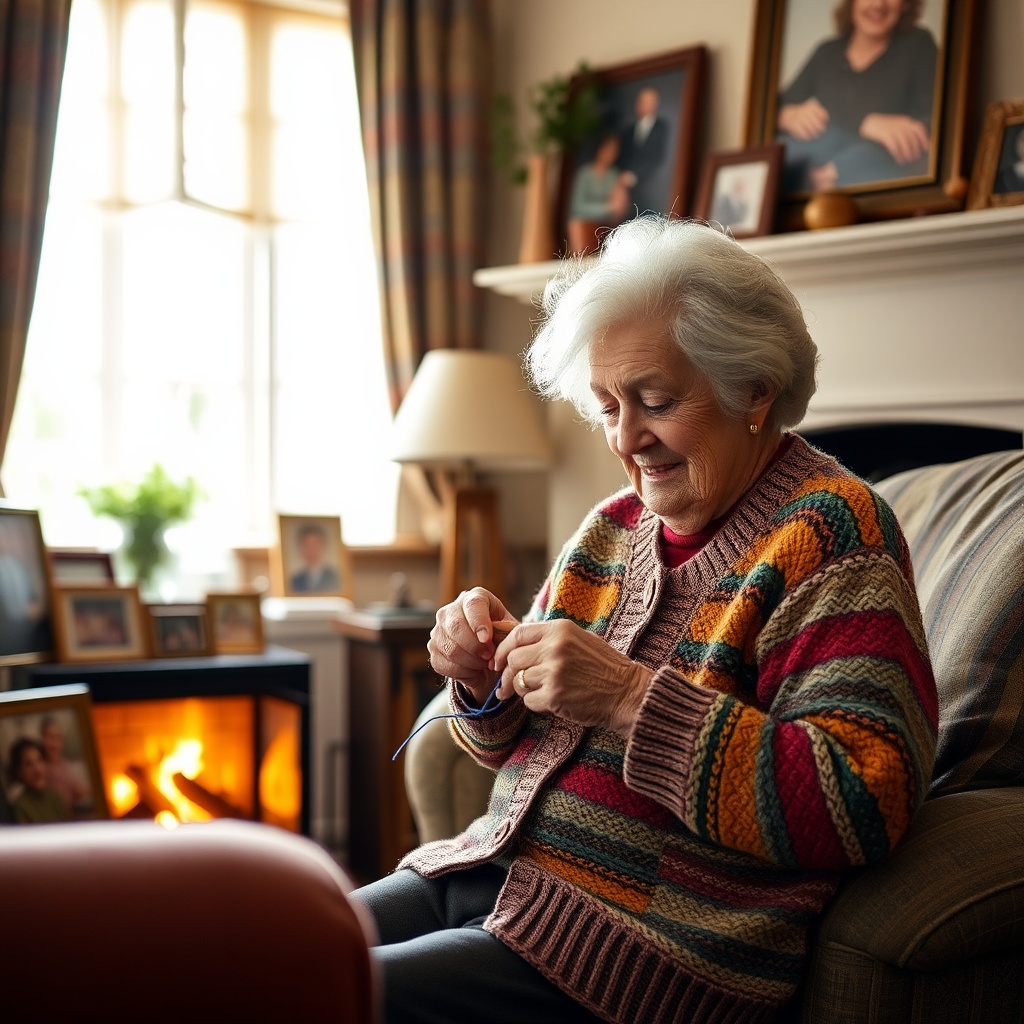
[
  {"left": 772, "top": 724, "right": 847, "bottom": 866},
  {"left": 600, "top": 490, "right": 645, "bottom": 529},
  {"left": 757, "top": 609, "right": 938, "bottom": 725},
  {"left": 553, "top": 761, "right": 677, "bottom": 825}
]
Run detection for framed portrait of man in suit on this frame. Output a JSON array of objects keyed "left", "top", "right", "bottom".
[
  {"left": 274, "top": 514, "right": 351, "bottom": 599},
  {"left": 555, "top": 46, "right": 707, "bottom": 256},
  {"left": 0, "top": 505, "right": 54, "bottom": 666}
]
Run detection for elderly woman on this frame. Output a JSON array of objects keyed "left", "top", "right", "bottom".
[{"left": 353, "top": 216, "right": 937, "bottom": 1024}]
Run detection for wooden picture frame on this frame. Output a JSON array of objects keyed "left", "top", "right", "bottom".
[
  {"left": 207, "top": 592, "right": 264, "bottom": 655},
  {"left": 967, "top": 99, "right": 1024, "bottom": 210},
  {"left": 273, "top": 514, "right": 351, "bottom": 599},
  {"left": 745, "top": 0, "right": 980, "bottom": 229},
  {"left": 51, "top": 584, "right": 148, "bottom": 663},
  {"left": 0, "top": 683, "right": 109, "bottom": 824},
  {"left": 693, "top": 144, "right": 784, "bottom": 239},
  {"left": 556, "top": 46, "right": 707, "bottom": 255},
  {"left": 0, "top": 504, "right": 54, "bottom": 666},
  {"left": 147, "top": 603, "right": 211, "bottom": 658},
  {"left": 48, "top": 549, "right": 116, "bottom": 586}
]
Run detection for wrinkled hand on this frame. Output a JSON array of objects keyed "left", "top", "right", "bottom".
[
  {"left": 859, "top": 113, "right": 930, "bottom": 164},
  {"left": 493, "top": 619, "right": 652, "bottom": 739},
  {"left": 428, "top": 588, "right": 518, "bottom": 704},
  {"left": 778, "top": 98, "right": 829, "bottom": 140}
]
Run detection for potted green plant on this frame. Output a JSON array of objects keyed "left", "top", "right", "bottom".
[
  {"left": 80, "top": 464, "right": 200, "bottom": 598},
  {"left": 492, "top": 63, "right": 600, "bottom": 262}
]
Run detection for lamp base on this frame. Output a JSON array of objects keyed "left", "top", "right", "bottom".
[{"left": 440, "top": 486, "right": 505, "bottom": 605}]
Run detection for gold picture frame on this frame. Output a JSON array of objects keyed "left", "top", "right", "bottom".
[
  {"left": 966, "top": 99, "right": 1024, "bottom": 210},
  {"left": 273, "top": 514, "right": 351, "bottom": 599},
  {"left": 0, "top": 683, "right": 110, "bottom": 824},
  {"left": 206, "top": 592, "right": 265, "bottom": 655},
  {"left": 51, "top": 584, "right": 148, "bottom": 664},
  {"left": 745, "top": 0, "right": 981, "bottom": 229}
]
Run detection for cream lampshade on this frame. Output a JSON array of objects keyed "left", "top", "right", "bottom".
[{"left": 391, "top": 350, "right": 553, "bottom": 603}]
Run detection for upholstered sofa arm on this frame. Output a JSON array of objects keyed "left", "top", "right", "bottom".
[
  {"left": 404, "top": 688, "right": 494, "bottom": 843},
  {"left": 813, "top": 787, "right": 1024, "bottom": 969}
]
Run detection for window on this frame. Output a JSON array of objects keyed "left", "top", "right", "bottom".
[{"left": 4, "top": 0, "right": 397, "bottom": 595}]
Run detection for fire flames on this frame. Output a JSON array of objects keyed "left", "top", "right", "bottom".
[{"left": 93, "top": 696, "right": 301, "bottom": 831}]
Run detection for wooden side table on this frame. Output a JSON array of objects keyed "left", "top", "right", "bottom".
[{"left": 336, "top": 608, "right": 439, "bottom": 883}]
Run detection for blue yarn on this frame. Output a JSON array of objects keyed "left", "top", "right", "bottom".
[{"left": 391, "top": 678, "right": 504, "bottom": 761}]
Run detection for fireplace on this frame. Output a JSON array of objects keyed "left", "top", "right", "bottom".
[{"left": 14, "top": 647, "right": 311, "bottom": 833}]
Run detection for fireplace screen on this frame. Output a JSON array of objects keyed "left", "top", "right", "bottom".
[{"left": 92, "top": 695, "right": 302, "bottom": 831}]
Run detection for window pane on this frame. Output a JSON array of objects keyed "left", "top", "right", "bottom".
[
  {"left": 183, "top": 111, "right": 248, "bottom": 211},
  {"left": 121, "top": 0, "right": 175, "bottom": 105}
]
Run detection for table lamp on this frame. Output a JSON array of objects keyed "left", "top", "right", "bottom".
[{"left": 390, "top": 350, "right": 553, "bottom": 604}]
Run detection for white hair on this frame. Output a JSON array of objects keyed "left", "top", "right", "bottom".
[{"left": 525, "top": 216, "right": 818, "bottom": 430}]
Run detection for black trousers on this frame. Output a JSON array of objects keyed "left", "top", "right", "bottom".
[{"left": 351, "top": 865, "right": 605, "bottom": 1024}]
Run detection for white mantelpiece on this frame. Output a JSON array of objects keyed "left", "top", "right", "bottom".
[{"left": 475, "top": 206, "right": 1024, "bottom": 550}]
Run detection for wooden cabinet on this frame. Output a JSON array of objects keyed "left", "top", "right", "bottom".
[{"left": 336, "top": 608, "right": 439, "bottom": 883}]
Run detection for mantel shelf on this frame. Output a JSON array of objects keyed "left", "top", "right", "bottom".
[{"left": 473, "top": 205, "right": 1024, "bottom": 302}]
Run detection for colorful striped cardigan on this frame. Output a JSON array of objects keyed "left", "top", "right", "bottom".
[{"left": 401, "top": 436, "right": 938, "bottom": 1024}]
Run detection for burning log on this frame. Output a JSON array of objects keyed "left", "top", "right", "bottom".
[
  {"left": 125, "top": 764, "right": 178, "bottom": 818},
  {"left": 172, "top": 773, "right": 245, "bottom": 819}
]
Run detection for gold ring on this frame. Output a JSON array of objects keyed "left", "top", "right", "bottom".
[{"left": 515, "top": 669, "right": 527, "bottom": 692}]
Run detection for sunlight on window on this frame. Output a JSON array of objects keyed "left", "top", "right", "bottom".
[{"left": 5, "top": 0, "right": 396, "bottom": 596}]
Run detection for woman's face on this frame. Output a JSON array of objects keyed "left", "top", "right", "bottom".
[
  {"left": 15, "top": 746, "right": 48, "bottom": 791},
  {"left": 589, "top": 321, "right": 762, "bottom": 535},
  {"left": 851, "top": 0, "right": 905, "bottom": 43}
]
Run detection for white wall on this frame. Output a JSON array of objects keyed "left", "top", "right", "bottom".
[{"left": 484, "top": 0, "right": 1024, "bottom": 558}]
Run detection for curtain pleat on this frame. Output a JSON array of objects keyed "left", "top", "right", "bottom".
[
  {"left": 350, "top": 0, "right": 492, "bottom": 412},
  {"left": 0, "top": 0, "right": 71, "bottom": 485}
]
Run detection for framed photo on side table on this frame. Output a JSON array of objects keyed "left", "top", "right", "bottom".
[
  {"left": 0, "top": 683, "right": 109, "bottom": 824},
  {"left": 694, "top": 144, "right": 783, "bottom": 239},
  {"left": 0, "top": 505, "right": 54, "bottom": 666},
  {"left": 967, "top": 99, "right": 1024, "bottom": 210},
  {"left": 274, "top": 514, "right": 351, "bottom": 599},
  {"left": 556, "top": 46, "right": 707, "bottom": 256},
  {"left": 51, "top": 585, "right": 148, "bottom": 663},
  {"left": 745, "top": 0, "right": 981, "bottom": 228},
  {"left": 207, "top": 592, "right": 264, "bottom": 655}
]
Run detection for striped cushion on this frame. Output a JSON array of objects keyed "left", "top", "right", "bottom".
[{"left": 875, "top": 451, "right": 1024, "bottom": 795}]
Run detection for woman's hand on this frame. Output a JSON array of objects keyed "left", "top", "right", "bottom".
[
  {"left": 859, "top": 113, "right": 930, "bottom": 164},
  {"left": 777, "top": 98, "right": 829, "bottom": 140},
  {"left": 493, "top": 619, "right": 652, "bottom": 739},
  {"left": 428, "top": 588, "right": 518, "bottom": 705}
]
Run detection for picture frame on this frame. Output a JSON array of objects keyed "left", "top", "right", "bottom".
[
  {"left": 48, "top": 549, "right": 116, "bottom": 586},
  {"left": 0, "top": 683, "right": 109, "bottom": 824},
  {"left": 966, "top": 99, "right": 1024, "bottom": 210},
  {"left": 0, "top": 504, "right": 55, "bottom": 666},
  {"left": 745, "top": 0, "right": 981, "bottom": 229},
  {"left": 274, "top": 514, "right": 351, "bottom": 599},
  {"left": 555, "top": 45, "right": 707, "bottom": 256},
  {"left": 51, "top": 584, "right": 148, "bottom": 663},
  {"left": 693, "top": 144, "right": 784, "bottom": 239},
  {"left": 207, "top": 592, "right": 264, "bottom": 655},
  {"left": 147, "top": 603, "right": 211, "bottom": 658}
]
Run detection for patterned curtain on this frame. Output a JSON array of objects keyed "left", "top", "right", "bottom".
[
  {"left": 350, "top": 0, "right": 492, "bottom": 412},
  {"left": 0, "top": 0, "right": 71, "bottom": 484}
]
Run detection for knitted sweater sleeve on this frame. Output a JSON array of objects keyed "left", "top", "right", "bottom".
[{"left": 625, "top": 547, "right": 938, "bottom": 870}]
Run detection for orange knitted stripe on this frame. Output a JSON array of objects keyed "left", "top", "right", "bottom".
[{"left": 523, "top": 843, "right": 652, "bottom": 914}]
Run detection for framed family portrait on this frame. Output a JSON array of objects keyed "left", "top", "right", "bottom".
[
  {"left": 694, "top": 144, "right": 784, "bottom": 239},
  {"left": 0, "top": 505, "right": 54, "bottom": 666},
  {"left": 207, "top": 592, "right": 264, "bottom": 655},
  {"left": 555, "top": 46, "right": 707, "bottom": 256},
  {"left": 148, "top": 603, "right": 211, "bottom": 658},
  {"left": 967, "top": 99, "right": 1024, "bottom": 210},
  {"left": 48, "top": 549, "right": 116, "bottom": 585},
  {"left": 274, "top": 514, "right": 351, "bottom": 599},
  {"left": 746, "top": 0, "right": 981, "bottom": 228},
  {"left": 0, "top": 683, "right": 109, "bottom": 824},
  {"left": 51, "top": 585, "right": 148, "bottom": 663}
]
